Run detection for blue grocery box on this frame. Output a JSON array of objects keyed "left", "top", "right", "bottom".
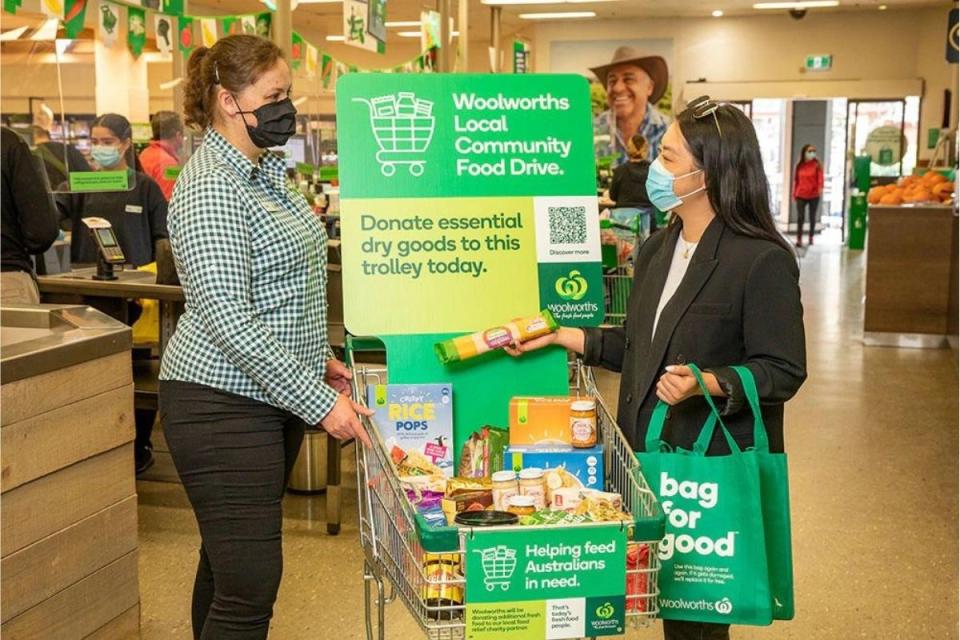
[{"left": 504, "top": 445, "right": 603, "bottom": 490}]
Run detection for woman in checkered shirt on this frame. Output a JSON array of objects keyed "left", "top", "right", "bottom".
[{"left": 158, "top": 35, "right": 372, "bottom": 639}]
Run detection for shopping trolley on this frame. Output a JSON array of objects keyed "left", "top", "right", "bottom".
[
  {"left": 600, "top": 217, "right": 641, "bottom": 326},
  {"left": 354, "top": 92, "right": 436, "bottom": 177},
  {"left": 350, "top": 341, "right": 665, "bottom": 640}
]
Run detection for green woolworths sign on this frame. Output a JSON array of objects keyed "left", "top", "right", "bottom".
[
  {"left": 464, "top": 525, "right": 627, "bottom": 639},
  {"left": 336, "top": 74, "right": 604, "bottom": 336}
]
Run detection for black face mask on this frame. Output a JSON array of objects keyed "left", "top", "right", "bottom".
[{"left": 232, "top": 96, "right": 297, "bottom": 148}]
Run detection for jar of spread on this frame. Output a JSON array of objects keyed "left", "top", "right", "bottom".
[
  {"left": 506, "top": 495, "right": 537, "bottom": 517},
  {"left": 570, "top": 399, "right": 598, "bottom": 448},
  {"left": 518, "top": 468, "right": 546, "bottom": 509},
  {"left": 491, "top": 470, "right": 519, "bottom": 511}
]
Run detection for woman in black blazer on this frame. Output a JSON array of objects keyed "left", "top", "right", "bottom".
[{"left": 510, "top": 98, "right": 806, "bottom": 640}]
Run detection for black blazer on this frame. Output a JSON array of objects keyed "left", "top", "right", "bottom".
[{"left": 583, "top": 217, "right": 806, "bottom": 454}]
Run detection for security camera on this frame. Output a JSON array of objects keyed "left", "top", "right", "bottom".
[{"left": 789, "top": 8, "right": 807, "bottom": 19}]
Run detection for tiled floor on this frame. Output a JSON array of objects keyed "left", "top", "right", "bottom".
[{"left": 136, "top": 238, "right": 959, "bottom": 639}]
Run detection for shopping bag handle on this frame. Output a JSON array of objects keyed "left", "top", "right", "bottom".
[
  {"left": 730, "top": 365, "right": 770, "bottom": 453},
  {"left": 688, "top": 365, "right": 771, "bottom": 454},
  {"left": 645, "top": 363, "right": 741, "bottom": 456}
]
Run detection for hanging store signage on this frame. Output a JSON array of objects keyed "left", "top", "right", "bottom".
[
  {"left": 343, "top": 0, "right": 385, "bottom": 54},
  {"left": 804, "top": 54, "right": 832, "bottom": 71},
  {"left": 335, "top": 74, "right": 604, "bottom": 336},
  {"left": 463, "top": 525, "right": 627, "bottom": 639},
  {"left": 513, "top": 40, "right": 530, "bottom": 74}
]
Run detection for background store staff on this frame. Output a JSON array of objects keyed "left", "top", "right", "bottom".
[
  {"left": 610, "top": 133, "right": 657, "bottom": 228},
  {"left": 31, "top": 125, "right": 91, "bottom": 189},
  {"left": 140, "top": 110, "right": 184, "bottom": 201},
  {"left": 793, "top": 143, "right": 824, "bottom": 248},
  {"left": 510, "top": 99, "right": 806, "bottom": 640},
  {"left": 1, "top": 126, "right": 60, "bottom": 303},
  {"left": 159, "top": 35, "right": 371, "bottom": 640},
  {"left": 56, "top": 113, "right": 168, "bottom": 267}
]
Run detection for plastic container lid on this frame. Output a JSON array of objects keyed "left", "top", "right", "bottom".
[
  {"left": 518, "top": 467, "right": 544, "bottom": 480},
  {"left": 454, "top": 510, "right": 519, "bottom": 527},
  {"left": 491, "top": 470, "right": 518, "bottom": 483},
  {"left": 507, "top": 495, "right": 536, "bottom": 508},
  {"left": 571, "top": 399, "right": 596, "bottom": 412}
]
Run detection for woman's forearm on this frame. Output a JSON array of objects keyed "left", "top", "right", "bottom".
[{"left": 555, "top": 327, "right": 586, "bottom": 355}]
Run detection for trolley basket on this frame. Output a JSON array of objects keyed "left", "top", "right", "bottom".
[{"left": 350, "top": 343, "right": 664, "bottom": 640}]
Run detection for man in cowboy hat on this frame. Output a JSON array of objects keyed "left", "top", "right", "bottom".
[{"left": 592, "top": 46, "right": 670, "bottom": 167}]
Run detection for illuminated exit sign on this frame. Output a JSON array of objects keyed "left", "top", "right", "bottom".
[{"left": 805, "top": 54, "right": 833, "bottom": 71}]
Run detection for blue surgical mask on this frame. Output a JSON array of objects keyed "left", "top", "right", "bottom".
[
  {"left": 805, "top": 150, "right": 817, "bottom": 161},
  {"left": 91, "top": 145, "right": 122, "bottom": 169},
  {"left": 646, "top": 157, "right": 704, "bottom": 211}
]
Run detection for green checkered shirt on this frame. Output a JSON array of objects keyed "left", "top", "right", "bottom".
[{"left": 160, "top": 128, "right": 338, "bottom": 424}]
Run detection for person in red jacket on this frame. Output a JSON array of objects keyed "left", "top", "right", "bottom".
[
  {"left": 793, "top": 143, "right": 824, "bottom": 248},
  {"left": 139, "top": 111, "right": 183, "bottom": 201}
]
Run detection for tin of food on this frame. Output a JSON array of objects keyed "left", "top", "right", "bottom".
[
  {"left": 423, "top": 553, "right": 463, "bottom": 620},
  {"left": 454, "top": 510, "right": 519, "bottom": 527}
]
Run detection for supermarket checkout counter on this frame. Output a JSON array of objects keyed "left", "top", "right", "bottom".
[
  {"left": 1, "top": 304, "right": 140, "bottom": 636},
  {"left": 864, "top": 204, "right": 959, "bottom": 348},
  {"left": 36, "top": 243, "right": 349, "bottom": 533}
]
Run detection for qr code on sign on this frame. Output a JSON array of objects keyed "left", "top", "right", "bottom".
[{"left": 548, "top": 206, "right": 587, "bottom": 245}]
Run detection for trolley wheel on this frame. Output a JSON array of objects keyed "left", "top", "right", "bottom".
[
  {"left": 327, "top": 522, "right": 340, "bottom": 535},
  {"left": 380, "top": 163, "right": 396, "bottom": 177},
  {"left": 409, "top": 162, "right": 425, "bottom": 177},
  {"left": 486, "top": 583, "right": 495, "bottom": 592},
  {"left": 500, "top": 583, "right": 509, "bottom": 591}
]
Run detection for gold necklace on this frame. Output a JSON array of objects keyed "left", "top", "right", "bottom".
[{"left": 681, "top": 238, "right": 697, "bottom": 259}]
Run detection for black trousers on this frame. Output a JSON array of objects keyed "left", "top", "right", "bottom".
[
  {"left": 663, "top": 620, "right": 731, "bottom": 640},
  {"left": 159, "top": 380, "right": 306, "bottom": 640},
  {"left": 795, "top": 196, "right": 820, "bottom": 243}
]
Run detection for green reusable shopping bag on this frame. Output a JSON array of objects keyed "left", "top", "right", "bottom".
[
  {"left": 636, "top": 364, "right": 774, "bottom": 626},
  {"left": 730, "top": 366, "right": 795, "bottom": 620}
]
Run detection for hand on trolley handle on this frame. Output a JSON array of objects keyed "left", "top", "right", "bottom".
[{"left": 319, "top": 393, "right": 374, "bottom": 448}]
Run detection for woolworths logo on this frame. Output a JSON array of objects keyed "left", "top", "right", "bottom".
[
  {"left": 554, "top": 270, "right": 589, "bottom": 301},
  {"left": 660, "top": 597, "right": 734, "bottom": 615},
  {"left": 595, "top": 602, "right": 615, "bottom": 620}
]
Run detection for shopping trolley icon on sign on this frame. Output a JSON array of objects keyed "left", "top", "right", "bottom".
[
  {"left": 474, "top": 545, "right": 517, "bottom": 592},
  {"left": 354, "top": 92, "right": 436, "bottom": 177}
]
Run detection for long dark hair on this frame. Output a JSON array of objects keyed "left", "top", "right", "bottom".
[{"left": 677, "top": 103, "right": 793, "bottom": 253}]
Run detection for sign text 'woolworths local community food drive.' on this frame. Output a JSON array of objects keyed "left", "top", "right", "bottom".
[
  {"left": 464, "top": 525, "right": 628, "bottom": 639},
  {"left": 335, "top": 74, "right": 604, "bottom": 336}
]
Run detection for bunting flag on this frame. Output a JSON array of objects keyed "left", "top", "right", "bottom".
[
  {"left": 161, "top": 0, "right": 182, "bottom": 15},
  {"left": 178, "top": 15, "right": 193, "bottom": 54},
  {"left": 3, "top": 0, "right": 23, "bottom": 15},
  {"left": 222, "top": 16, "right": 240, "bottom": 36},
  {"left": 154, "top": 13, "right": 173, "bottom": 54},
  {"left": 40, "top": 0, "right": 63, "bottom": 19},
  {"left": 240, "top": 14, "right": 256, "bottom": 35},
  {"left": 305, "top": 43, "right": 318, "bottom": 77},
  {"left": 320, "top": 53, "right": 334, "bottom": 89},
  {"left": 255, "top": 12, "right": 271, "bottom": 38},
  {"left": 97, "top": 0, "right": 119, "bottom": 48},
  {"left": 127, "top": 6, "right": 146, "bottom": 57},
  {"left": 200, "top": 17, "right": 216, "bottom": 47},
  {"left": 290, "top": 31, "right": 304, "bottom": 70},
  {"left": 63, "top": 0, "right": 88, "bottom": 38}
]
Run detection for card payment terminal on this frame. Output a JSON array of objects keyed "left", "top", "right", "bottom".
[{"left": 82, "top": 217, "right": 125, "bottom": 280}]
